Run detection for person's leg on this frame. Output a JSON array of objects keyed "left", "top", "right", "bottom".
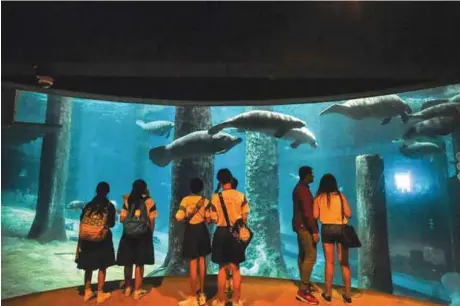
[
  {"left": 124, "top": 265, "right": 133, "bottom": 296},
  {"left": 337, "top": 243, "right": 352, "bottom": 299},
  {"left": 134, "top": 264, "right": 144, "bottom": 290},
  {"left": 96, "top": 268, "right": 111, "bottom": 302},
  {"left": 198, "top": 256, "right": 206, "bottom": 294},
  {"left": 189, "top": 258, "right": 198, "bottom": 296},
  {"left": 296, "top": 230, "right": 319, "bottom": 304},
  {"left": 323, "top": 243, "right": 335, "bottom": 297},
  {"left": 217, "top": 264, "right": 228, "bottom": 302},
  {"left": 297, "top": 230, "right": 318, "bottom": 290},
  {"left": 229, "top": 263, "right": 242, "bottom": 303},
  {"left": 83, "top": 270, "right": 94, "bottom": 302}
]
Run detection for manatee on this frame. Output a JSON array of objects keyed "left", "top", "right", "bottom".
[
  {"left": 66, "top": 200, "right": 85, "bottom": 210},
  {"left": 421, "top": 94, "right": 460, "bottom": 110},
  {"left": 320, "top": 94, "right": 413, "bottom": 125},
  {"left": 399, "top": 141, "right": 445, "bottom": 159},
  {"left": 149, "top": 130, "right": 242, "bottom": 167},
  {"left": 208, "top": 110, "right": 305, "bottom": 138},
  {"left": 403, "top": 116, "right": 460, "bottom": 140},
  {"left": 279, "top": 127, "right": 318, "bottom": 148},
  {"left": 136, "top": 120, "right": 174, "bottom": 137},
  {"left": 409, "top": 103, "right": 460, "bottom": 120}
]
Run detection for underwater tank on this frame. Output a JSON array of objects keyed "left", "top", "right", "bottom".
[{"left": 1, "top": 84, "right": 460, "bottom": 305}]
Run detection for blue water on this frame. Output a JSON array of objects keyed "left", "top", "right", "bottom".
[{"left": 2, "top": 84, "right": 460, "bottom": 303}]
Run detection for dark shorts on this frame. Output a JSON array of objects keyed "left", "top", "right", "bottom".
[
  {"left": 321, "top": 224, "right": 344, "bottom": 244},
  {"left": 183, "top": 222, "right": 212, "bottom": 259},
  {"left": 211, "top": 227, "right": 246, "bottom": 265}
]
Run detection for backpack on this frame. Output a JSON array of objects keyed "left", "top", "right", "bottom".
[
  {"left": 79, "top": 205, "right": 109, "bottom": 242},
  {"left": 122, "top": 197, "right": 150, "bottom": 238}
]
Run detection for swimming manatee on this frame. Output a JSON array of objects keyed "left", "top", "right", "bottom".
[
  {"left": 136, "top": 120, "right": 174, "bottom": 137},
  {"left": 403, "top": 116, "right": 460, "bottom": 140},
  {"left": 320, "top": 94, "right": 412, "bottom": 125},
  {"left": 208, "top": 110, "right": 305, "bottom": 138},
  {"left": 409, "top": 103, "right": 460, "bottom": 121},
  {"left": 149, "top": 130, "right": 242, "bottom": 167}
]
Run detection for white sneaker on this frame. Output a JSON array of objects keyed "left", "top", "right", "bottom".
[
  {"left": 96, "top": 292, "right": 111, "bottom": 304},
  {"left": 133, "top": 289, "right": 148, "bottom": 300},
  {"left": 179, "top": 296, "right": 199, "bottom": 306},
  {"left": 83, "top": 290, "right": 96, "bottom": 302},
  {"left": 198, "top": 293, "right": 207, "bottom": 305}
]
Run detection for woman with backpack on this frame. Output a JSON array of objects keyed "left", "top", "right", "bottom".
[
  {"left": 75, "top": 182, "right": 116, "bottom": 304},
  {"left": 116, "top": 179, "right": 157, "bottom": 300},
  {"left": 175, "top": 177, "right": 212, "bottom": 306}
]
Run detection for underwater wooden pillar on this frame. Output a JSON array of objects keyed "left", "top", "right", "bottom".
[
  {"left": 161, "top": 106, "right": 214, "bottom": 276},
  {"left": 244, "top": 105, "right": 288, "bottom": 277},
  {"left": 28, "top": 94, "right": 72, "bottom": 242},
  {"left": 356, "top": 154, "right": 393, "bottom": 293}
]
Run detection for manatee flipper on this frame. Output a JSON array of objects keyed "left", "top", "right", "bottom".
[
  {"left": 148, "top": 146, "right": 171, "bottom": 167},
  {"left": 380, "top": 117, "right": 392, "bottom": 125},
  {"left": 290, "top": 141, "right": 301, "bottom": 149},
  {"left": 208, "top": 122, "right": 228, "bottom": 135},
  {"left": 319, "top": 104, "right": 347, "bottom": 116},
  {"left": 166, "top": 130, "right": 171, "bottom": 138},
  {"left": 135, "top": 120, "right": 145, "bottom": 128},
  {"left": 274, "top": 128, "right": 290, "bottom": 138},
  {"left": 216, "top": 148, "right": 231, "bottom": 155},
  {"left": 400, "top": 112, "right": 409, "bottom": 124}
]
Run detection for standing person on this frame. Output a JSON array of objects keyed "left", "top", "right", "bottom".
[
  {"left": 117, "top": 179, "right": 157, "bottom": 300},
  {"left": 175, "top": 178, "right": 212, "bottom": 306},
  {"left": 292, "top": 166, "right": 320, "bottom": 305},
  {"left": 313, "top": 174, "right": 353, "bottom": 305},
  {"left": 75, "top": 182, "right": 116, "bottom": 304},
  {"left": 209, "top": 169, "right": 250, "bottom": 306}
]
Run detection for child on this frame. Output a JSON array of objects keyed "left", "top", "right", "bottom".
[
  {"left": 76, "top": 182, "right": 116, "bottom": 304},
  {"left": 176, "top": 178, "right": 212, "bottom": 306}
]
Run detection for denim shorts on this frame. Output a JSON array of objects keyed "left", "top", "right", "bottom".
[{"left": 321, "top": 224, "right": 344, "bottom": 244}]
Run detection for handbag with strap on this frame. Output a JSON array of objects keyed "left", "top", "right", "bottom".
[
  {"left": 218, "top": 192, "right": 253, "bottom": 245},
  {"left": 340, "top": 194, "right": 362, "bottom": 248}
]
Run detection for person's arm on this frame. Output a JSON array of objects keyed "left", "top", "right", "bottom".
[
  {"left": 313, "top": 197, "right": 320, "bottom": 220},
  {"left": 175, "top": 198, "right": 187, "bottom": 222},
  {"left": 207, "top": 195, "right": 219, "bottom": 224},
  {"left": 297, "top": 187, "right": 319, "bottom": 234},
  {"left": 146, "top": 198, "right": 158, "bottom": 232},
  {"left": 241, "top": 195, "right": 250, "bottom": 224},
  {"left": 107, "top": 204, "right": 116, "bottom": 228},
  {"left": 342, "top": 194, "right": 352, "bottom": 218},
  {"left": 119, "top": 195, "right": 129, "bottom": 223}
]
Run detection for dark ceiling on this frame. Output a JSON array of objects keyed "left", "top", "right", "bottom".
[{"left": 2, "top": 1, "right": 460, "bottom": 103}]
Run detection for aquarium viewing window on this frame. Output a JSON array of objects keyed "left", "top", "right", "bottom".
[{"left": 394, "top": 172, "right": 412, "bottom": 193}]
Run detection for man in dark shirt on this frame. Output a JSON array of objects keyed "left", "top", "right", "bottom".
[{"left": 292, "top": 166, "right": 319, "bottom": 305}]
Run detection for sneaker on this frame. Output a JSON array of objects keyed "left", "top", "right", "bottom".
[
  {"left": 83, "top": 290, "right": 96, "bottom": 302},
  {"left": 320, "top": 293, "right": 332, "bottom": 303},
  {"left": 133, "top": 289, "right": 148, "bottom": 300},
  {"left": 198, "top": 293, "right": 207, "bottom": 306},
  {"left": 342, "top": 294, "right": 352, "bottom": 305},
  {"left": 308, "top": 283, "right": 319, "bottom": 293},
  {"left": 124, "top": 286, "right": 132, "bottom": 297},
  {"left": 96, "top": 292, "right": 111, "bottom": 304},
  {"left": 296, "top": 289, "right": 319, "bottom": 305},
  {"left": 211, "top": 299, "right": 225, "bottom": 306},
  {"left": 179, "top": 296, "right": 199, "bottom": 306}
]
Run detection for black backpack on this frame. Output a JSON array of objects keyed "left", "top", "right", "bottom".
[{"left": 122, "top": 198, "right": 150, "bottom": 238}]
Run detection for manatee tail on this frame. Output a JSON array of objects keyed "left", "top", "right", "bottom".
[
  {"left": 148, "top": 146, "right": 171, "bottom": 167},
  {"left": 208, "top": 122, "right": 228, "bottom": 135},
  {"left": 136, "top": 120, "right": 145, "bottom": 128},
  {"left": 319, "top": 104, "right": 347, "bottom": 116}
]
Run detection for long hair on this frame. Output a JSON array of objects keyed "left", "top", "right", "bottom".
[
  {"left": 128, "top": 179, "right": 148, "bottom": 210},
  {"left": 87, "top": 181, "right": 110, "bottom": 216},
  {"left": 316, "top": 174, "right": 341, "bottom": 208}
]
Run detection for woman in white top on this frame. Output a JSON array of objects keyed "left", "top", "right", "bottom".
[{"left": 313, "top": 174, "right": 353, "bottom": 305}]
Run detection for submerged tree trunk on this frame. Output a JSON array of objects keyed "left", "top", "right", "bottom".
[
  {"left": 243, "top": 105, "right": 288, "bottom": 277},
  {"left": 356, "top": 154, "right": 393, "bottom": 293},
  {"left": 28, "top": 95, "right": 73, "bottom": 243},
  {"left": 162, "top": 106, "right": 214, "bottom": 275}
]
